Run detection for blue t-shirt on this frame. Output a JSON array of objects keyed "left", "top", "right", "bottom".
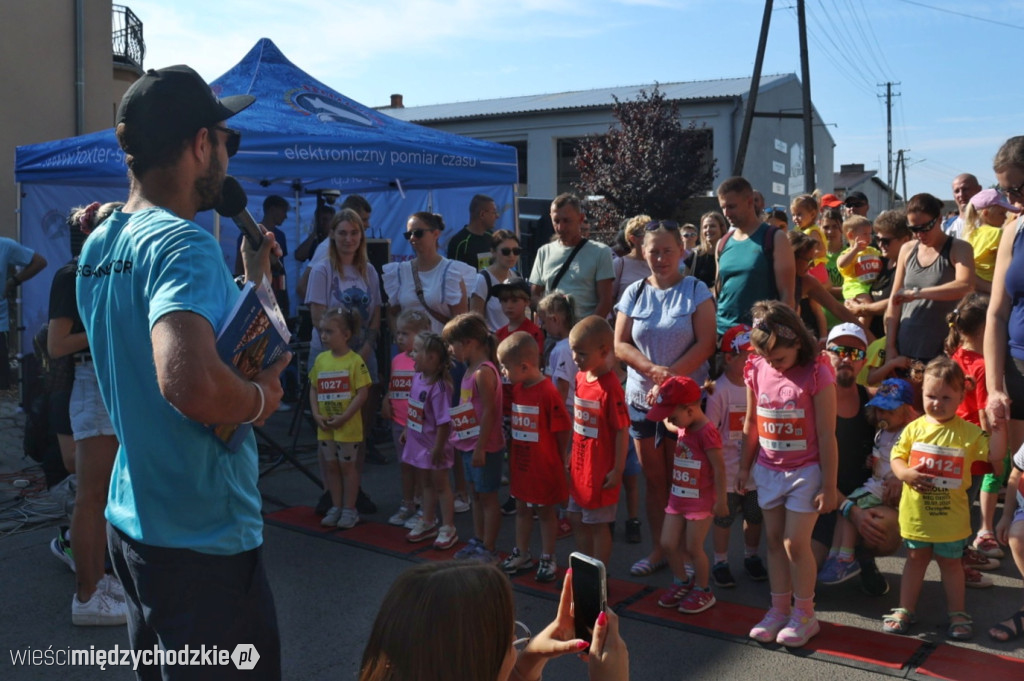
[
  {"left": 615, "top": 276, "right": 712, "bottom": 409},
  {"left": 1006, "top": 218, "right": 1024, "bottom": 360},
  {"left": 0, "top": 237, "right": 35, "bottom": 332},
  {"left": 76, "top": 207, "right": 262, "bottom": 555}
]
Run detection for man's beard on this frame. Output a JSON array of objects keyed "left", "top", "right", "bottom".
[
  {"left": 836, "top": 366, "right": 856, "bottom": 388},
  {"left": 195, "top": 152, "right": 224, "bottom": 213}
]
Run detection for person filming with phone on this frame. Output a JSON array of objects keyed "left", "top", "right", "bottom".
[{"left": 358, "top": 561, "right": 629, "bottom": 681}]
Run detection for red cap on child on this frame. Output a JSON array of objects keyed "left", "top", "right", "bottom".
[
  {"left": 646, "top": 376, "right": 702, "bottom": 422},
  {"left": 720, "top": 324, "right": 753, "bottom": 354}
]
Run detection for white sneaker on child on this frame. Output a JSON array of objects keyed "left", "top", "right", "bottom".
[{"left": 321, "top": 506, "right": 342, "bottom": 527}]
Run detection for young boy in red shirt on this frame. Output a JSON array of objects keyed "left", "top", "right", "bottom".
[
  {"left": 494, "top": 280, "right": 545, "bottom": 350},
  {"left": 567, "top": 315, "right": 629, "bottom": 564},
  {"left": 497, "top": 331, "right": 572, "bottom": 582}
]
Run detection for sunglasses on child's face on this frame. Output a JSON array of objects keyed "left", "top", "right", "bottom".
[
  {"left": 826, "top": 344, "right": 866, "bottom": 361},
  {"left": 499, "top": 247, "right": 522, "bottom": 256}
]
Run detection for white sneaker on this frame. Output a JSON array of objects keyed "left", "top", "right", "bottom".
[
  {"left": 321, "top": 506, "right": 342, "bottom": 527},
  {"left": 403, "top": 509, "right": 424, "bottom": 529},
  {"left": 434, "top": 524, "right": 458, "bottom": 550},
  {"left": 337, "top": 508, "right": 360, "bottom": 529},
  {"left": 501, "top": 548, "right": 535, "bottom": 574},
  {"left": 454, "top": 495, "right": 472, "bottom": 514},
  {"left": 388, "top": 505, "right": 415, "bottom": 526},
  {"left": 99, "top": 574, "right": 126, "bottom": 603},
  {"left": 72, "top": 587, "right": 127, "bottom": 626}
]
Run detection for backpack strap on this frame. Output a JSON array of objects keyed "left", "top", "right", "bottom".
[{"left": 549, "top": 238, "right": 588, "bottom": 292}]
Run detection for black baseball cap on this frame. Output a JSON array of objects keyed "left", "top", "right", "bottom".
[
  {"left": 116, "top": 65, "right": 254, "bottom": 157},
  {"left": 844, "top": 191, "right": 869, "bottom": 207},
  {"left": 492, "top": 280, "right": 533, "bottom": 300}
]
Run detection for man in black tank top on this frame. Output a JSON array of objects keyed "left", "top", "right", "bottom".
[{"left": 813, "top": 324, "right": 901, "bottom": 596}]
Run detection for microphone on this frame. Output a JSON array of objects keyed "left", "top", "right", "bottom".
[
  {"left": 216, "top": 175, "right": 264, "bottom": 249},
  {"left": 216, "top": 176, "right": 280, "bottom": 268}
]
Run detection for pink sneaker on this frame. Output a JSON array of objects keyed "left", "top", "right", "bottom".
[
  {"left": 776, "top": 611, "right": 820, "bottom": 647},
  {"left": 657, "top": 580, "right": 692, "bottom": 608},
  {"left": 678, "top": 588, "right": 716, "bottom": 614},
  {"left": 749, "top": 608, "right": 790, "bottom": 643}
]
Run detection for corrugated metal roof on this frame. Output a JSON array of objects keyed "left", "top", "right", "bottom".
[{"left": 382, "top": 74, "right": 796, "bottom": 123}]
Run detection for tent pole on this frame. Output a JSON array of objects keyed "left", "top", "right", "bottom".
[{"left": 214, "top": 213, "right": 221, "bottom": 242}]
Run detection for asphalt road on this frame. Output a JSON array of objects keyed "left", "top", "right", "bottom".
[{"left": 2, "top": 404, "right": 1022, "bottom": 680}]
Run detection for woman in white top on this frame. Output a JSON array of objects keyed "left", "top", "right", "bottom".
[
  {"left": 306, "top": 208, "right": 382, "bottom": 369},
  {"left": 471, "top": 229, "right": 522, "bottom": 331},
  {"left": 383, "top": 212, "right": 471, "bottom": 335}
]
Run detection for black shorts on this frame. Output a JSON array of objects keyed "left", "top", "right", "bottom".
[{"left": 1003, "top": 353, "right": 1024, "bottom": 420}]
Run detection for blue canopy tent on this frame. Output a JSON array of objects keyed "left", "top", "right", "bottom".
[{"left": 15, "top": 38, "right": 518, "bottom": 349}]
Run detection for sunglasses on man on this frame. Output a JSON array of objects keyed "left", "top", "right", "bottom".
[{"left": 212, "top": 126, "right": 241, "bottom": 157}]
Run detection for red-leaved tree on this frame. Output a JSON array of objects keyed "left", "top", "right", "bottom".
[{"left": 573, "top": 85, "right": 717, "bottom": 240}]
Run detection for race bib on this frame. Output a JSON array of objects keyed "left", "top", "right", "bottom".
[
  {"left": 573, "top": 397, "right": 601, "bottom": 439},
  {"left": 450, "top": 402, "right": 481, "bottom": 440},
  {"left": 854, "top": 255, "right": 882, "bottom": 282},
  {"left": 756, "top": 407, "right": 807, "bottom": 451},
  {"left": 317, "top": 371, "right": 352, "bottom": 402},
  {"left": 728, "top": 404, "right": 745, "bottom": 441},
  {"left": 512, "top": 403, "right": 540, "bottom": 442},
  {"left": 388, "top": 370, "right": 413, "bottom": 401},
  {"left": 407, "top": 398, "right": 425, "bottom": 434},
  {"left": 908, "top": 442, "right": 964, "bottom": 490},
  {"left": 670, "top": 457, "right": 702, "bottom": 499}
]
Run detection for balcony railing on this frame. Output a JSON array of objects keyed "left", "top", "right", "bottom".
[{"left": 112, "top": 4, "right": 145, "bottom": 71}]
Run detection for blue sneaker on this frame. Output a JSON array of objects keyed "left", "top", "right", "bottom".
[
  {"left": 454, "top": 537, "right": 483, "bottom": 560},
  {"left": 818, "top": 556, "right": 861, "bottom": 585},
  {"left": 50, "top": 526, "right": 75, "bottom": 573}
]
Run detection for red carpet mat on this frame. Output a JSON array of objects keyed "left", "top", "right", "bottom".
[
  {"left": 912, "top": 643, "right": 1024, "bottom": 680},
  {"left": 266, "top": 506, "right": 1021, "bottom": 677}
]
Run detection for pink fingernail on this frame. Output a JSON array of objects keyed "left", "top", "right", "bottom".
[
  {"left": 596, "top": 611, "right": 607, "bottom": 626},
  {"left": 565, "top": 567, "right": 572, "bottom": 578},
  {"left": 576, "top": 641, "right": 590, "bottom": 650}
]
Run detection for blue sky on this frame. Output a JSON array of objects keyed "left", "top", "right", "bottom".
[{"left": 129, "top": 0, "right": 1024, "bottom": 199}]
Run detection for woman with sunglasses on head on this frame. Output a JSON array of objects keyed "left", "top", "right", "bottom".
[
  {"left": 614, "top": 219, "right": 717, "bottom": 577},
  {"left": 383, "top": 212, "right": 472, "bottom": 335},
  {"left": 884, "top": 193, "right": 975, "bottom": 372},
  {"left": 471, "top": 229, "right": 525, "bottom": 332},
  {"left": 843, "top": 210, "right": 912, "bottom": 339},
  {"left": 358, "top": 562, "right": 628, "bottom": 681}
]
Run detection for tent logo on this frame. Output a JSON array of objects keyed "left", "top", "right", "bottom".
[{"left": 286, "top": 86, "right": 373, "bottom": 127}]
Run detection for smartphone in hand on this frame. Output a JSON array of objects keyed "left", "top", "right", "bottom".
[{"left": 570, "top": 552, "right": 607, "bottom": 641}]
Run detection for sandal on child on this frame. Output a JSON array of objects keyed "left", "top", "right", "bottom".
[
  {"left": 988, "top": 610, "right": 1024, "bottom": 643},
  {"left": 882, "top": 608, "right": 915, "bottom": 635},
  {"left": 629, "top": 557, "right": 668, "bottom": 577},
  {"left": 947, "top": 611, "right": 974, "bottom": 641}
]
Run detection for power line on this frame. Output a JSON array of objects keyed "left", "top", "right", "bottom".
[
  {"left": 841, "top": 0, "right": 894, "bottom": 81},
  {"left": 795, "top": 6, "right": 876, "bottom": 96},
  {"left": 893, "top": 0, "right": 1024, "bottom": 31},
  {"left": 810, "top": 0, "right": 883, "bottom": 85}
]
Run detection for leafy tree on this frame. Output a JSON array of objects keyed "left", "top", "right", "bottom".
[{"left": 573, "top": 85, "right": 717, "bottom": 240}]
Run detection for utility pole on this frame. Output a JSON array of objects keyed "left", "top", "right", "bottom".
[
  {"left": 797, "top": 0, "right": 814, "bottom": 193},
  {"left": 734, "top": 0, "right": 817, "bottom": 191},
  {"left": 733, "top": 0, "right": 773, "bottom": 176},
  {"left": 879, "top": 82, "right": 901, "bottom": 205}
]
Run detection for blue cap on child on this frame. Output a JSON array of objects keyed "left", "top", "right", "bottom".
[{"left": 865, "top": 378, "right": 914, "bottom": 411}]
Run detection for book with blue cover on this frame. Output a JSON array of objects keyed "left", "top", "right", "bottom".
[{"left": 212, "top": 277, "right": 291, "bottom": 450}]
